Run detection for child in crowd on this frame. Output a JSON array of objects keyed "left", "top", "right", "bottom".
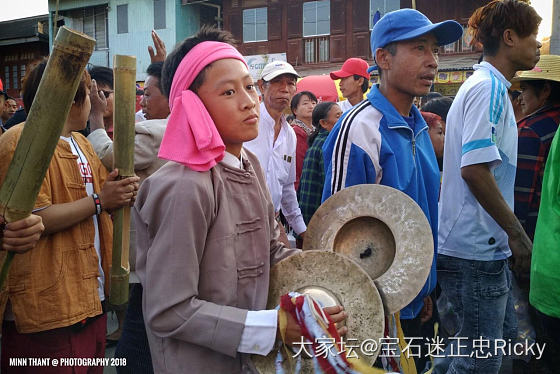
[{"left": 133, "top": 27, "right": 346, "bottom": 373}]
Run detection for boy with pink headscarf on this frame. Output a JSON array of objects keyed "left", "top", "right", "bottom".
[{"left": 133, "top": 27, "right": 346, "bottom": 373}]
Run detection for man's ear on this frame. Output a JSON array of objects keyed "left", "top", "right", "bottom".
[
  {"left": 502, "top": 28, "right": 516, "bottom": 48},
  {"left": 375, "top": 48, "right": 392, "bottom": 72}
]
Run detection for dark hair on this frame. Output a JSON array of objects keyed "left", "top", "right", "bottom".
[
  {"left": 308, "top": 101, "right": 337, "bottom": 145},
  {"left": 522, "top": 80, "right": 560, "bottom": 105},
  {"left": 353, "top": 74, "right": 369, "bottom": 93},
  {"left": 468, "top": 0, "right": 541, "bottom": 56},
  {"left": 23, "top": 59, "right": 91, "bottom": 114},
  {"left": 421, "top": 96, "right": 453, "bottom": 122},
  {"left": 161, "top": 26, "right": 237, "bottom": 98},
  {"left": 87, "top": 65, "right": 113, "bottom": 89},
  {"left": 290, "top": 91, "right": 318, "bottom": 115},
  {"left": 146, "top": 62, "right": 164, "bottom": 92},
  {"left": 420, "top": 91, "right": 442, "bottom": 108}
]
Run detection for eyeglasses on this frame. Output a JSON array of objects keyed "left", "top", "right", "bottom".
[{"left": 99, "top": 89, "right": 114, "bottom": 98}]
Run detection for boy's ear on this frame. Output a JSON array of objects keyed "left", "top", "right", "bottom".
[{"left": 502, "top": 28, "right": 516, "bottom": 48}]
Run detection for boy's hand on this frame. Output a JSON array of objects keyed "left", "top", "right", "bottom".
[
  {"left": 1, "top": 214, "right": 44, "bottom": 253},
  {"left": 99, "top": 169, "right": 140, "bottom": 212}
]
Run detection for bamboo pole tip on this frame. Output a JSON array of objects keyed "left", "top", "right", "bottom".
[
  {"left": 55, "top": 26, "right": 96, "bottom": 53},
  {"left": 113, "top": 55, "right": 137, "bottom": 69}
]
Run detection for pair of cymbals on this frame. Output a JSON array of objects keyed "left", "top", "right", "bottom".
[{"left": 256, "top": 184, "right": 434, "bottom": 373}]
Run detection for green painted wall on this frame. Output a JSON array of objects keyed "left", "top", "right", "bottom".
[{"left": 175, "top": 1, "right": 200, "bottom": 43}]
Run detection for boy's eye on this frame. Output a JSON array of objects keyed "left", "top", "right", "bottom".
[
  {"left": 224, "top": 89, "right": 235, "bottom": 96},
  {"left": 246, "top": 84, "right": 255, "bottom": 91}
]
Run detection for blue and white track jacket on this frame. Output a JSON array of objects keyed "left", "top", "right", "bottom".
[{"left": 322, "top": 85, "right": 440, "bottom": 319}]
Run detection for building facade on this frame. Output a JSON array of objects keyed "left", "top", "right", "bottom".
[
  {"left": 223, "top": 0, "right": 489, "bottom": 92},
  {"left": 0, "top": 15, "right": 50, "bottom": 100},
  {"left": 47, "top": 0, "right": 222, "bottom": 81}
]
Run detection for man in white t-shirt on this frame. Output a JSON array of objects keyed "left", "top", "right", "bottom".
[
  {"left": 436, "top": 1, "right": 542, "bottom": 373},
  {"left": 329, "top": 58, "right": 370, "bottom": 113}
]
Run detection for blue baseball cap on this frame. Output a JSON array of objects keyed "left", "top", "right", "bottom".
[{"left": 371, "top": 9, "right": 463, "bottom": 56}]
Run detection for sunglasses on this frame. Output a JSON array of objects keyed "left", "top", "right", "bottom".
[{"left": 99, "top": 89, "right": 114, "bottom": 98}]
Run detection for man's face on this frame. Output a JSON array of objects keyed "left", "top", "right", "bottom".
[
  {"left": 259, "top": 74, "right": 297, "bottom": 113},
  {"left": 97, "top": 83, "right": 114, "bottom": 120},
  {"left": 140, "top": 75, "right": 170, "bottom": 120},
  {"left": 510, "top": 29, "right": 541, "bottom": 72},
  {"left": 6, "top": 99, "right": 17, "bottom": 116},
  {"left": 339, "top": 76, "right": 363, "bottom": 99},
  {"left": 379, "top": 33, "right": 439, "bottom": 99}
]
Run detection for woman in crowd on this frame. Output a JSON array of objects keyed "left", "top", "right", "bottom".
[
  {"left": 290, "top": 91, "right": 317, "bottom": 190},
  {"left": 297, "top": 101, "right": 342, "bottom": 225},
  {"left": 421, "top": 111, "right": 445, "bottom": 172},
  {"left": 514, "top": 54, "right": 560, "bottom": 242}
]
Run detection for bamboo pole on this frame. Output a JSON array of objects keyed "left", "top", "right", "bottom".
[
  {"left": 109, "top": 55, "right": 136, "bottom": 306},
  {"left": 0, "top": 27, "right": 95, "bottom": 288}
]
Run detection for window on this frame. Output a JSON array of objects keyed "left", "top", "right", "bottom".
[
  {"left": 12, "top": 66, "right": 18, "bottom": 90},
  {"left": 20, "top": 64, "right": 25, "bottom": 86},
  {"left": 117, "top": 4, "right": 128, "bottom": 34},
  {"left": 243, "top": 8, "right": 267, "bottom": 43},
  {"left": 369, "top": 0, "right": 399, "bottom": 29},
  {"left": 154, "top": 0, "right": 166, "bottom": 30},
  {"left": 303, "top": 0, "right": 330, "bottom": 37},
  {"left": 4, "top": 66, "right": 9, "bottom": 89},
  {"left": 441, "top": 25, "right": 470, "bottom": 54},
  {"left": 65, "top": 6, "right": 108, "bottom": 50}
]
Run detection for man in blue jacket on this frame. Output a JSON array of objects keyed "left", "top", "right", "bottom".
[{"left": 322, "top": 7, "right": 462, "bottom": 363}]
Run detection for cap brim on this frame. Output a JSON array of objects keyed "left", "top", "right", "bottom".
[
  {"left": 329, "top": 70, "right": 352, "bottom": 80},
  {"left": 261, "top": 70, "right": 300, "bottom": 81},
  {"left": 392, "top": 20, "right": 463, "bottom": 47}
]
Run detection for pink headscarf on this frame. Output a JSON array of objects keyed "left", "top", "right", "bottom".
[{"left": 158, "top": 41, "right": 248, "bottom": 171}]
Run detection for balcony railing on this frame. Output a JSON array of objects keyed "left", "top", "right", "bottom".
[{"left": 304, "top": 35, "right": 330, "bottom": 64}]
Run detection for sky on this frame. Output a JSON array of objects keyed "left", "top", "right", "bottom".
[{"left": 0, "top": 0, "right": 553, "bottom": 40}]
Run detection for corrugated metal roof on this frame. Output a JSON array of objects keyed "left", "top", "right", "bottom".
[{"left": 0, "top": 15, "right": 49, "bottom": 42}]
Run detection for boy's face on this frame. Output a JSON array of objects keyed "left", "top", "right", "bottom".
[
  {"left": 339, "top": 75, "right": 362, "bottom": 99},
  {"left": 509, "top": 29, "right": 541, "bottom": 72},
  {"left": 196, "top": 58, "right": 260, "bottom": 153},
  {"left": 379, "top": 33, "right": 439, "bottom": 100}
]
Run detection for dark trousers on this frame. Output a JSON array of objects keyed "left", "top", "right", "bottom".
[
  {"left": 1, "top": 314, "right": 107, "bottom": 374},
  {"left": 114, "top": 283, "right": 153, "bottom": 374}
]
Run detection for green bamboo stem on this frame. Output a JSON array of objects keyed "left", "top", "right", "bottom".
[
  {"left": 0, "top": 27, "right": 95, "bottom": 288},
  {"left": 109, "top": 55, "right": 136, "bottom": 306}
]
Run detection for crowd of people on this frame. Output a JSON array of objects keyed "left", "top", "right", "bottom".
[{"left": 0, "top": 0, "right": 558, "bottom": 373}]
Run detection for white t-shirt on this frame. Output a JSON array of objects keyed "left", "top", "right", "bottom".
[
  {"left": 438, "top": 62, "right": 517, "bottom": 261},
  {"left": 337, "top": 99, "right": 354, "bottom": 113},
  {"left": 61, "top": 135, "right": 105, "bottom": 301}
]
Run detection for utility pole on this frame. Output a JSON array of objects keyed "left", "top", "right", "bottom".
[{"left": 552, "top": 0, "right": 560, "bottom": 54}]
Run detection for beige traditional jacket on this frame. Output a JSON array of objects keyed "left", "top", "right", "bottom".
[{"left": 134, "top": 148, "right": 298, "bottom": 373}]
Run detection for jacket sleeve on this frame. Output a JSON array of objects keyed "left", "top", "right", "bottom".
[
  {"left": 322, "top": 118, "right": 380, "bottom": 202},
  {"left": 135, "top": 169, "right": 248, "bottom": 358},
  {"left": 87, "top": 129, "right": 114, "bottom": 170}
]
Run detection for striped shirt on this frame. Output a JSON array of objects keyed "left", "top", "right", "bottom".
[{"left": 514, "top": 105, "right": 560, "bottom": 241}]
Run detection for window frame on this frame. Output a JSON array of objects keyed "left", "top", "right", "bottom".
[
  {"left": 369, "top": 0, "right": 400, "bottom": 30},
  {"left": 303, "top": 0, "right": 331, "bottom": 38},
  {"left": 117, "top": 4, "right": 128, "bottom": 34},
  {"left": 242, "top": 7, "right": 268, "bottom": 43},
  {"left": 154, "top": 0, "right": 166, "bottom": 30}
]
